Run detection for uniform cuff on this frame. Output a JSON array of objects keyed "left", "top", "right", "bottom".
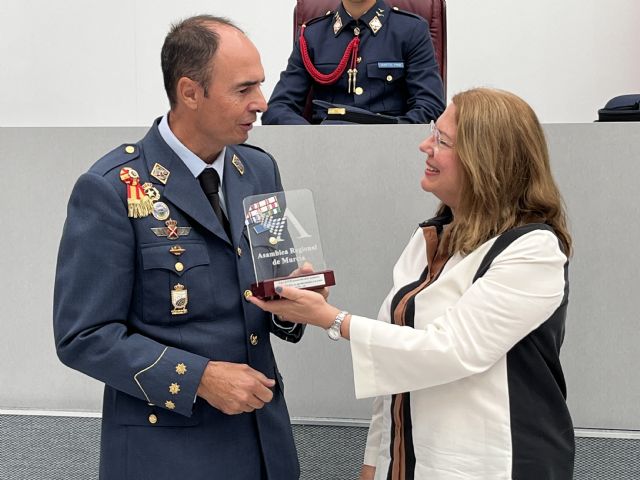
[{"left": 134, "top": 346, "right": 209, "bottom": 417}]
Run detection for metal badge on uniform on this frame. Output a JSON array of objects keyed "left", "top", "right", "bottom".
[
  {"left": 142, "top": 182, "right": 160, "bottom": 202},
  {"left": 333, "top": 13, "right": 343, "bottom": 34},
  {"left": 231, "top": 154, "right": 245, "bottom": 175},
  {"left": 151, "top": 163, "right": 170, "bottom": 185},
  {"left": 171, "top": 283, "right": 188, "bottom": 315},
  {"left": 119, "top": 167, "right": 154, "bottom": 218},
  {"left": 369, "top": 15, "right": 383, "bottom": 34},
  {"left": 151, "top": 219, "right": 191, "bottom": 240},
  {"left": 169, "top": 245, "right": 185, "bottom": 256},
  {"left": 152, "top": 202, "right": 170, "bottom": 221}
]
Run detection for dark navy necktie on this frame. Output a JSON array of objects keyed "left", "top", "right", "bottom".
[{"left": 198, "top": 168, "right": 231, "bottom": 239}]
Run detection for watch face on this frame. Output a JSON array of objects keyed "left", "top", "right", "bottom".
[{"left": 328, "top": 326, "right": 341, "bottom": 341}]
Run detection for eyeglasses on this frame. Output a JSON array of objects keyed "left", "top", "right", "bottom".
[{"left": 429, "top": 120, "right": 454, "bottom": 150}]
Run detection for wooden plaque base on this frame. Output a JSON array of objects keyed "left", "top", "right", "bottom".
[{"left": 250, "top": 270, "right": 336, "bottom": 299}]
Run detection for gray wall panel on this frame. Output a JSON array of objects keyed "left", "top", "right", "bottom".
[{"left": 1, "top": 123, "right": 638, "bottom": 429}]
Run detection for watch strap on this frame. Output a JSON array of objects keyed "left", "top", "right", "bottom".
[{"left": 328, "top": 310, "right": 348, "bottom": 340}]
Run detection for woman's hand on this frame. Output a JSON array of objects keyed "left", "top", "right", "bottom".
[
  {"left": 359, "top": 464, "right": 376, "bottom": 480},
  {"left": 289, "top": 262, "right": 329, "bottom": 300},
  {"left": 248, "top": 285, "right": 339, "bottom": 329}
]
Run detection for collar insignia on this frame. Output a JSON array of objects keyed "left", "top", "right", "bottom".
[
  {"left": 231, "top": 154, "right": 245, "bottom": 175},
  {"left": 333, "top": 13, "right": 343, "bottom": 34},
  {"left": 369, "top": 15, "right": 383, "bottom": 34},
  {"left": 151, "top": 163, "right": 170, "bottom": 185}
]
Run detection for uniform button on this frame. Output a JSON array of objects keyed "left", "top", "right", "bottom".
[
  {"left": 386, "top": 75, "right": 393, "bottom": 82},
  {"left": 148, "top": 414, "right": 158, "bottom": 424},
  {"left": 269, "top": 236, "right": 278, "bottom": 245},
  {"left": 249, "top": 334, "right": 259, "bottom": 346},
  {"left": 175, "top": 262, "right": 184, "bottom": 272},
  {"left": 393, "top": 6, "right": 399, "bottom": 10},
  {"left": 125, "top": 145, "right": 135, "bottom": 154},
  {"left": 243, "top": 289, "right": 253, "bottom": 301},
  {"left": 355, "top": 87, "right": 364, "bottom": 95},
  {"left": 236, "top": 246, "right": 242, "bottom": 257}
]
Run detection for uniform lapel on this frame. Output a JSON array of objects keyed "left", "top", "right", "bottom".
[
  {"left": 223, "top": 146, "right": 257, "bottom": 247},
  {"left": 140, "top": 123, "right": 231, "bottom": 244}
]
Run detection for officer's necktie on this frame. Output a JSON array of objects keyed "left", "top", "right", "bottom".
[{"left": 198, "top": 168, "right": 231, "bottom": 239}]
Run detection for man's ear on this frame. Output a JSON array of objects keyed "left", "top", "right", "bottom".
[{"left": 176, "top": 77, "right": 201, "bottom": 111}]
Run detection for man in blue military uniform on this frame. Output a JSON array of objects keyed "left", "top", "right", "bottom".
[
  {"left": 54, "top": 15, "right": 303, "bottom": 480},
  {"left": 262, "top": 0, "right": 445, "bottom": 125}
]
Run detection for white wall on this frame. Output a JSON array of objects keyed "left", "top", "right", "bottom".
[
  {"left": 446, "top": 1, "right": 640, "bottom": 122},
  {"left": 1, "top": 0, "right": 638, "bottom": 126}
]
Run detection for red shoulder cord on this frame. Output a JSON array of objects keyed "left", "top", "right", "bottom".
[{"left": 299, "top": 24, "right": 360, "bottom": 85}]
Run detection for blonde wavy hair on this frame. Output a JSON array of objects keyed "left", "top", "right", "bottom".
[{"left": 438, "top": 88, "right": 572, "bottom": 256}]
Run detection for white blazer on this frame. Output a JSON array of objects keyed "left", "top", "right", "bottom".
[{"left": 350, "top": 227, "right": 572, "bottom": 479}]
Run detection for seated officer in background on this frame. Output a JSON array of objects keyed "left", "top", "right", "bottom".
[
  {"left": 262, "top": 0, "right": 445, "bottom": 124},
  {"left": 53, "top": 15, "right": 302, "bottom": 480}
]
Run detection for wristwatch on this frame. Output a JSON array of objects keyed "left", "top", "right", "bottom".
[{"left": 327, "top": 311, "right": 348, "bottom": 341}]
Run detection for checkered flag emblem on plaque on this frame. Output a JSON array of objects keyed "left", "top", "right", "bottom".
[
  {"left": 262, "top": 215, "right": 287, "bottom": 239},
  {"left": 246, "top": 195, "right": 287, "bottom": 238}
]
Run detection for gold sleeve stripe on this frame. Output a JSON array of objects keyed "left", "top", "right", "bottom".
[{"left": 133, "top": 347, "right": 169, "bottom": 404}]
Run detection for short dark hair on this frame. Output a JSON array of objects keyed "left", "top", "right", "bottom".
[{"left": 161, "top": 15, "right": 242, "bottom": 107}]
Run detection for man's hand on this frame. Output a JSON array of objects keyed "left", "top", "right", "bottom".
[{"left": 197, "top": 361, "right": 275, "bottom": 415}]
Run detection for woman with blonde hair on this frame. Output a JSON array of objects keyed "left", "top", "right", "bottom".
[{"left": 250, "top": 88, "right": 575, "bottom": 479}]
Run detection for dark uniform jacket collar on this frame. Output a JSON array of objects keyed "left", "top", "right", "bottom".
[
  {"left": 334, "top": 0, "right": 389, "bottom": 36},
  {"left": 140, "top": 119, "right": 252, "bottom": 246}
]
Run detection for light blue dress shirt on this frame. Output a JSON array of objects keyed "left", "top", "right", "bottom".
[{"left": 158, "top": 114, "right": 227, "bottom": 213}]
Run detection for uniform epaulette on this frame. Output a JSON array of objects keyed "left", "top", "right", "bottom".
[
  {"left": 236, "top": 142, "right": 269, "bottom": 156},
  {"left": 389, "top": 6, "right": 423, "bottom": 21},
  {"left": 90, "top": 143, "right": 141, "bottom": 176},
  {"left": 234, "top": 143, "right": 275, "bottom": 168},
  {"left": 301, "top": 10, "right": 334, "bottom": 28}
]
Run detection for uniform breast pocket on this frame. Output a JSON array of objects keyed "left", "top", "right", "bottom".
[
  {"left": 367, "top": 61, "right": 406, "bottom": 83},
  {"left": 367, "top": 62, "right": 407, "bottom": 112},
  {"left": 139, "top": 241, "right": 215, "bottom": 324}
]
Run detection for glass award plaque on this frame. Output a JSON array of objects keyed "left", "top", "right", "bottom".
[{"left": 243, "top": 189, "right": 335, "bottom": 299}]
